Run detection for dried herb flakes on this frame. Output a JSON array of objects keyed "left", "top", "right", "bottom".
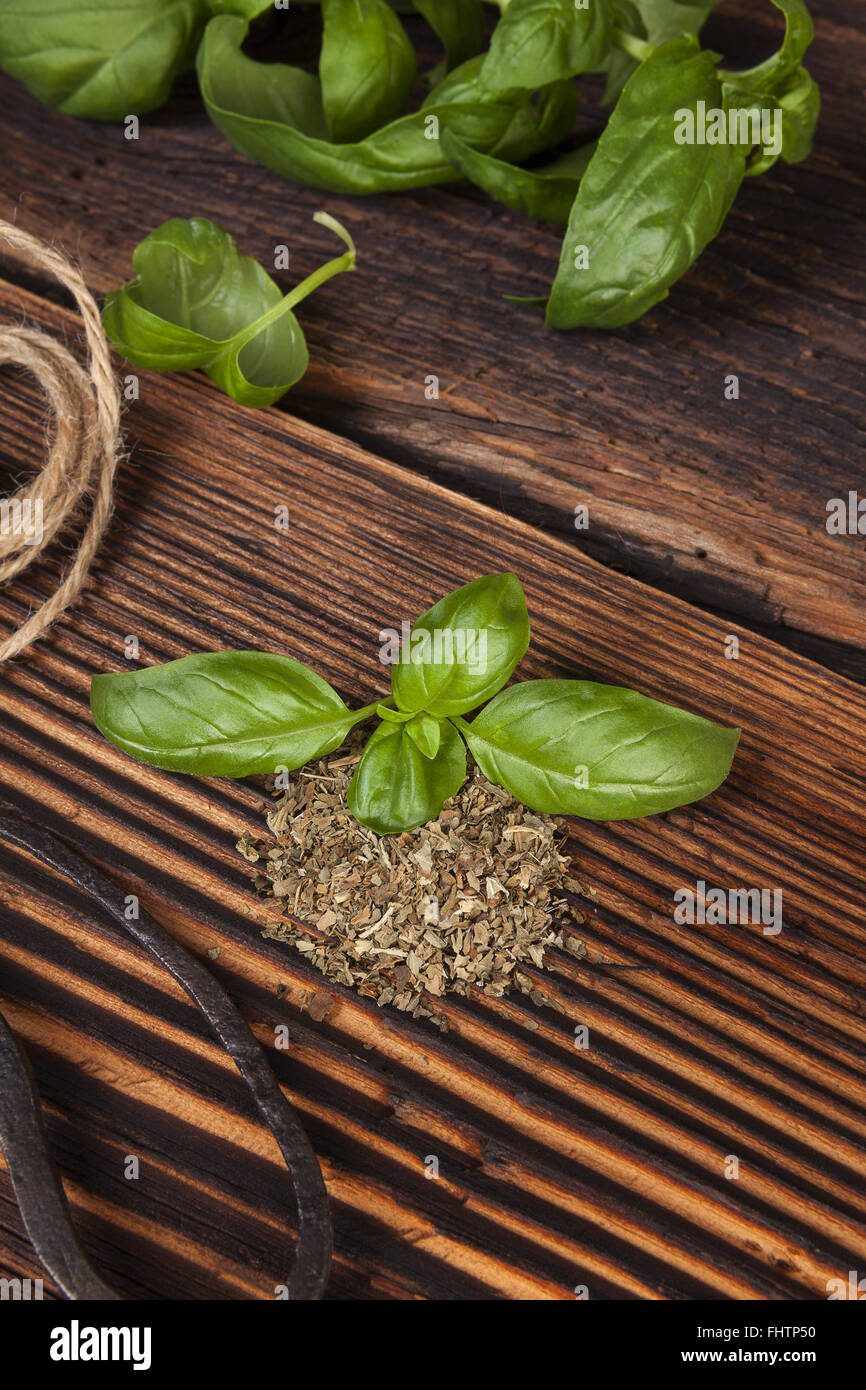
[{"left": 237, "top": 746, "right": 588, "bottom": 1029}]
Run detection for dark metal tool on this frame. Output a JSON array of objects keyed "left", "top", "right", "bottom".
[{"left": 0, "top": 804, "right": 332, "bottom": 1299}]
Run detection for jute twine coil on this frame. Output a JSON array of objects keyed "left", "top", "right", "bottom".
[{"left": 0, "top": 219, "right": 122, "bottom": 664}]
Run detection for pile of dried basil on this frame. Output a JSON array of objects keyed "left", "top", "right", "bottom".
[{"left": 237, "top": 744, "right": 591, "bottom": 1029}]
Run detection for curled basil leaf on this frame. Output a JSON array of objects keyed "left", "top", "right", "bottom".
[
  {"left": 102, "top": 211, "right": 356, "bottom": 408},
  {"left": 719, "top": 0, "right": 813, "bottom": 96},
  {"left": 716, "top": 0, "right": 818, "bottom": 177},
  {"left": 320, "top": 0, "right": 416, "bottom": 143},
  {"left": 391, "top": 572, "right": 530, "bottom": 719},
  {"left": 404, "top": 711, "right": 442, "bottom": 759},
  {"left": 480, "top": 0, "right": 611, "bottom": 91},
  {"left": 91, "top": 652, "right": 370, "bottom": 776},
  {"left": 442, "top": 129, "right": 596, "bottom": 225},
  {"left": 198, "top": 17, "right": 568, "bottom": 194},
  {"left": 347, "top": 719, "right": 466, "bottom": 834},
  {"left": 0, "top": 0, "right": 209, "bottom": 121},
  {"left": 546, "top": 37, "right": 746, "bottom": 328},
  {"left": 458, "top": 678, "right": 739, "bottom": 819}
]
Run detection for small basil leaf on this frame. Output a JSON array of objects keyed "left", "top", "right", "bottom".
[
  {"left": 320, "top": 0, "right": 416, "bottom": 143},
  {"left": 481, "top": 0, "right": 611, "bottom": 91},
  {"left": 459, "top": 678, "right": 739, "bottom": 819},
  {"left": 347, "top": 719, "right": 466, "bottom": 834},
  {"left": 0, "top": 0, "right": 209, "bottom": 121},
  {"left": 404, "top": 712, "right": 442, "bottom": 759},
  {"left": 376, "top": 703, "right": 413, "bottom": 722},
  {"left": 103, "top": 212, "right": 355, "bottom": 408},
  {"left": 442, "top": 129, "right": 596, "bottom": 225},
  {"left": 391, "top": 572, "right": 530, "bottom": 718},
  {"left": 91, "top": 651, "right": 366, "bottom": 776},
  {"left": 412, "top": 0, "right": 485, "bottom": 74},
  {"left": 546, "top": 37, "right": 746, "bottom": 328}
]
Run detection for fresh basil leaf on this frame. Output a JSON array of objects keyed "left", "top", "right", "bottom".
[
  {"left": 347, "top": 719, "right": 466, "bottom": 833},
  {"left": 481, "top": 0, "right": 611, "bottom": 91},
  {"left": 442, "top": 129, "right": 596, "bottom": 225},
  {"left": 546, "top": 37, "right": 746, "bottom": 328},
  {"left": 103, "top": 212, "right": 355, "bottom": 407},
  {"left": 0, "top": 0, "right": 209, "bottom": 121},
  {"left": 91, "top": 651, "right": 369, "bottom": 776},
  {"left": 412, "top": 0, "right": 485, "bottom": 73},
  {"left": 199, "top": 18, "right": 563, "bottom": 193},
  {"left": 391, "top": 572, "right": 530, "bottom": 719},
  {"left": 320, "top": 0, "right": 416, "bottom": 143},
  {"left": 719, "top": 0, "right": 813, "bottom": 96},
  {"left": 459, "top": 678, "right": 739, "bottom": 819},
  {"left": 404, "top": 711, "right": 442, "bottom": 759}
]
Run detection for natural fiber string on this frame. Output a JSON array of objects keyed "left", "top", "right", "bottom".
[{"left": 0, "top": 219, "right": 121, "bottom": 663}]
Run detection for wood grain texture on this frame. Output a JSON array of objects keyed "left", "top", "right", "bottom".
[
  {"left": 0, "top": 281, "right": 864, "bottom": 1298},
  {"left": 0, "top": 2, "right": 863, "bottom": 681}
]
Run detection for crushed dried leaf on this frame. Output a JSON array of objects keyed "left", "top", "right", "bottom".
[{"left": 237, "top": 743, "right": 590, "bottom": 1029}]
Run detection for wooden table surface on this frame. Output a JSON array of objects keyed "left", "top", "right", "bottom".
[{"left": 0, "top": 1, "right": 864, "bottom": 1300}]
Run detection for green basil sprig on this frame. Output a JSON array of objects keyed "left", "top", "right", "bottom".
[
  {"left": 91, "top": 572, "right": 739, "bottom": 835},
  {"left": 102, "top": 211, "right": 356, "bottom": 408},
  {"left": 0, "top": 0, "right": 821, "bottom": 330}
]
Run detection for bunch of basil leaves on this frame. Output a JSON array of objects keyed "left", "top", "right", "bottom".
[
  {"left": 91, "top": 572, "right": 739, "bottom": 834},
  {"left": 0, "top": 0, "right": 820, "bottom": 327}
]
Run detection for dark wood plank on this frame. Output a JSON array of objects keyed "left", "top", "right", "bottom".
[
  {"left": 0, "top": 277, "right": 864, "bottom": 1298},
  {"left": 0, "top": 1, "right": 863, "bottom": 681}
]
